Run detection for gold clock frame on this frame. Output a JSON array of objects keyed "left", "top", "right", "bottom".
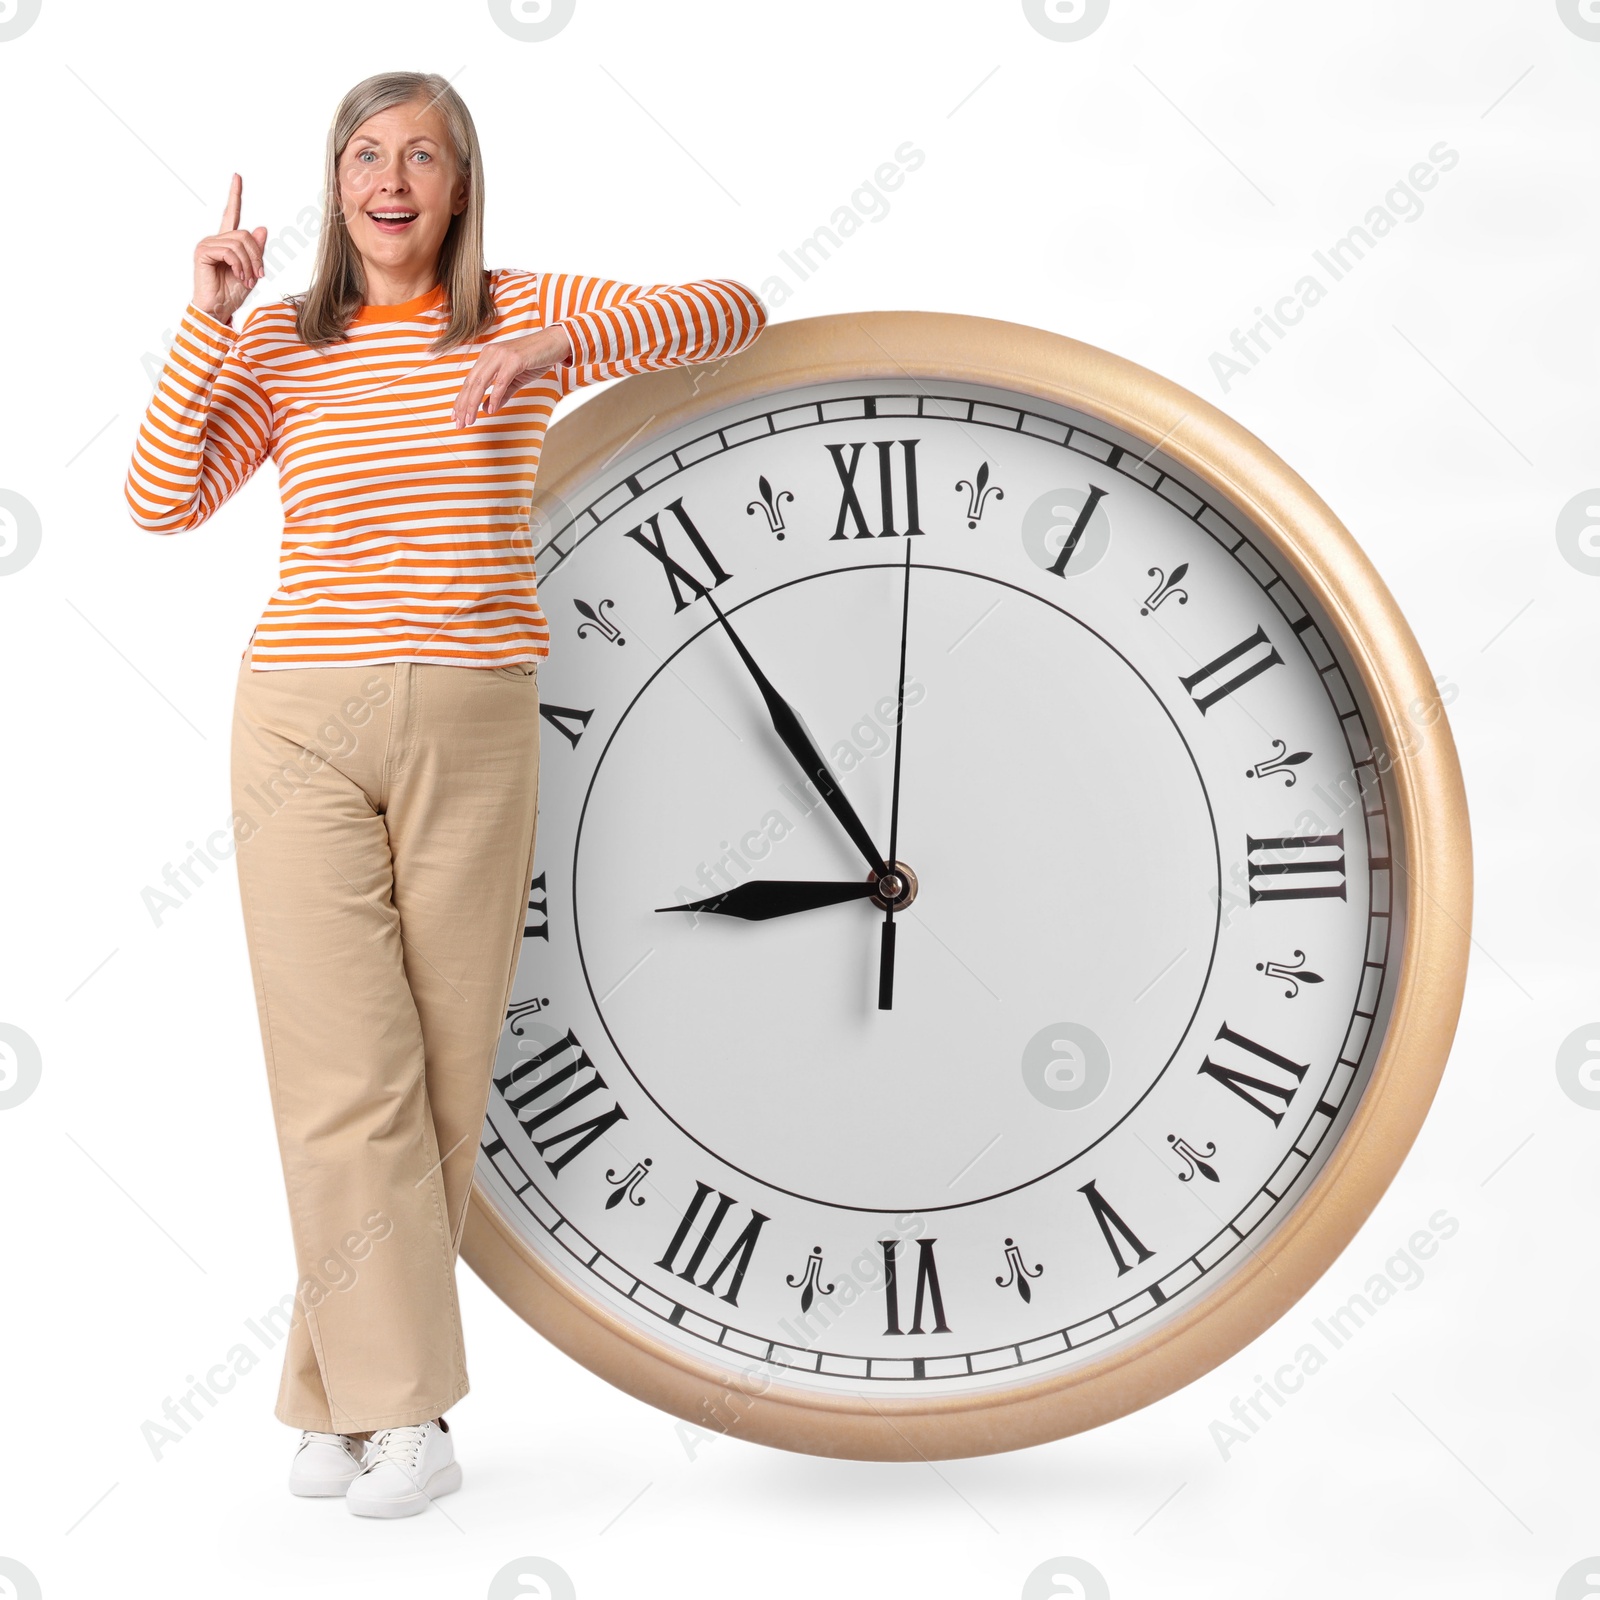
[{"left": 462, "top": 311, "right": 1472, "bottom": 1461}]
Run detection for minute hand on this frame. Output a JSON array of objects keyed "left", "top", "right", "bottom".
[{"left": 697, "top": 584, "right": 886, "bottom": 875}]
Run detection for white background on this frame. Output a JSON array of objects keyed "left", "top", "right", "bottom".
[{"left": 0, "top": 1, "right": 1591, "bottom": 1595}]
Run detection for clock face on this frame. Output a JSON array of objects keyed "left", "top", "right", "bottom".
[{"left": 475, "top": 374, "right": 1403, "bottom": 1402}]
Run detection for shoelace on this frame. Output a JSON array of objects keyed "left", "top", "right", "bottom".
[
  {"left": 299, "top": 1429, "right": 360, "bottom": 1455},
  {"left": 365, "top": 1423, "right": 429, "bottom": 1470}
]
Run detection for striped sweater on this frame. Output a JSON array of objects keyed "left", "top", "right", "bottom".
[{"left": 126, "top": 269, "right": 767, "bottom": 669}]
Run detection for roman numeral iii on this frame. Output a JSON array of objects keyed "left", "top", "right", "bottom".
[
  {"left": 1247, "top": 833, "right": 1348, "bottom": 903},
  {"left": 656, "top": 1181, "right": 770, "bottom": 1306},
  {"left": 1179, "top": 624, "right": 1284, "bottom": 712}
]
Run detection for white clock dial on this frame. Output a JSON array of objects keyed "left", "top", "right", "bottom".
[{"left": 476, "top": 377, "right": 1400, "bottom": 1398}]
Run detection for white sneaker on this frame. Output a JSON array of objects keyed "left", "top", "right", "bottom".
[
  {"left": 289, "top": 1430, "right": 366, "bottom": 1497},
  {"left": 345, "top": 1416, "right": 461, "bottom": 1519}
]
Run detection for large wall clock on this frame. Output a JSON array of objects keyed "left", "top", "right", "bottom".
[{"left": 461, "top": 312, "right": 1471, "bottom": 1460}]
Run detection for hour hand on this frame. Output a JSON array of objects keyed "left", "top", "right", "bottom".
[{"left": 656, "top": 879, "right": 880, "bottom": 922}]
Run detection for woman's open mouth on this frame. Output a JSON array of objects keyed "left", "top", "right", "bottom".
[{"left": 366, "top": 210, "right": 420, "bottom": 235}]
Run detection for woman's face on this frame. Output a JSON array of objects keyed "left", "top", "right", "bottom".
[{"left": 337, "top": 97, "right": 467, "bottom": 287}]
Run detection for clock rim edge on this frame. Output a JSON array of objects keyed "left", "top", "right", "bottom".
[{"left": 461, "top": 309, "right": 1474, "bottom": 1461}]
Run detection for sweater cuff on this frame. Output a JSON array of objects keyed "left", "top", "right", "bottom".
[
  {"left": 549, "top": 311, "right": 606, "bottom": 369},
  {"left": 182, "top": 301, "right": 241, "bottom": 350}
]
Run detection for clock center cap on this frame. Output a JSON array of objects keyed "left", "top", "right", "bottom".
[{"left": 869, "top": 861, "right": 918, "bottom": 911}]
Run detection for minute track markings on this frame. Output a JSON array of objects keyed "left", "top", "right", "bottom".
[
  {"left": 534, "top": 391, "right": 1356, "bottom": 693},
  {"left": 497, "top": 383, "right": 1398, "bottom": 1383},
  {"left": 535, "top": 394, "right": 1205, "bottom": 585},
  {"left": 532, "top": 392, "right": 1362, "bottom": 750},
  {"left": 481, "top": 1100, "right": 1368, "bottom": 1378},
  {"left": 482, "top": 981, "right": 1370, "bottom": 1373}
]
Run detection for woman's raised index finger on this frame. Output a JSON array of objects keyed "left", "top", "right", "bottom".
[{"left": 220, "top": 172, "right": 241, "bottom": 234}]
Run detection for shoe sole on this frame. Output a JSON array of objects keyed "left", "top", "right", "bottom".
[
  {"left": 346, "top": 1461, "right": 462, "bottom": 1519},
  {"left": 289, "top": 1474, "right": 360, "bottom": 1498}
]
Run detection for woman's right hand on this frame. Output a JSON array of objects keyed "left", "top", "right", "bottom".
[{"left": 192, "top": 172, "right": 269, "bottom": 326}]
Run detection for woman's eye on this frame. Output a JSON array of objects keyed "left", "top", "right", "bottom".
[{"left": 413, "top": 150, "right": 432, "bottom": 163}]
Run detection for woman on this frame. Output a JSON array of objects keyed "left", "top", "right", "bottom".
[{"left": 124, "top": 70, "right": 766, "bottom": 1519}]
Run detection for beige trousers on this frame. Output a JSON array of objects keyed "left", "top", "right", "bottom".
[{"left": 229, "top": 653, "right": 541, "bottom": 1432}]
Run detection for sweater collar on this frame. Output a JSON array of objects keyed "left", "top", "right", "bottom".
[{"left": 351, "top": 281, "right": 448, "bottom": 325}]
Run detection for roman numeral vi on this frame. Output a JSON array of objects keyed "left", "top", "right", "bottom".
[{"left": 881, "top": 1237, "right": 951, "bottom": 1334}]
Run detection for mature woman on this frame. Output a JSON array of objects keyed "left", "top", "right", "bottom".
[{"left": 125, "top": 69, "right": 766, "bottom": 1519}]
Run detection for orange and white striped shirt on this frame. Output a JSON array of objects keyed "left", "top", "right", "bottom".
[{"left": 125, "top": 268, "right": 767, "bottom": 670}]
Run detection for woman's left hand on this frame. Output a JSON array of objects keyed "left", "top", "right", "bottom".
[{"left": 452, "top": 326, "right": 575, "bottom": 429}]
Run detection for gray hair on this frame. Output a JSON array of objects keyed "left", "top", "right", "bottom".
[{"left": 289, "top": 71, "right": 493, "bottom": 353}]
